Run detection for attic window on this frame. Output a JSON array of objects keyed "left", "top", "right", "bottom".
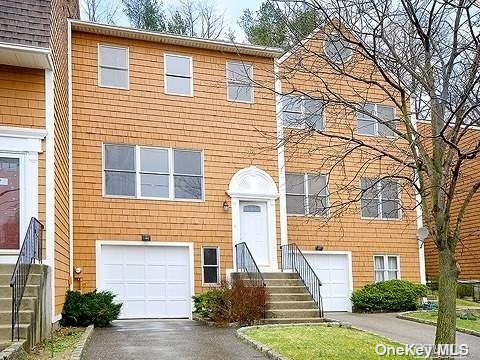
[{"left": 324, "top": 31, "right": 352, "bottom": 64}]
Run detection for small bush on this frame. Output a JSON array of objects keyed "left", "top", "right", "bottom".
[
  {"left": 457, "top": 283, "right": 474, "bottom": 299},
  {"left": 351, "top": 280, "right": 428, "bottom": 312},
  {"left": 457, "top": 309, "right": 478, "bottom": 321},
  {"left": 61, "top": 290, "right": 122, "bottom": 327},
  {"left": 193, "top": 280, "right": 268, "bottom": 325}
]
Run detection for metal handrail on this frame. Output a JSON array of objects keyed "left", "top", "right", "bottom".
[
  {"left": 281, "top": 243, "right": 323, "bottom": 317},
  {"left": 10, "top": 217, "right": 43, "bottom": 341},
  {"left": 235, "top": 242, "right": 266, "bottom": 287}
]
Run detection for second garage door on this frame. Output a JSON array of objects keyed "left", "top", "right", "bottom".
[
  {"left": 99, "top": 244, "right": 191, "bottom": 319},
  {"left": 304, "top": 253, "right": 352, "bottom": 312}
]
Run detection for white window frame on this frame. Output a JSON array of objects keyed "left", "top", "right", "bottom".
[
  {"left": 360, "top": 178, "right": 402, "bottom": 220},
  {"left": 202, "top": 246, "right": 220, "bottom": 286},
  {"left": 282, "top": 95, "right": 325, "bottom": 130},
  {"left": 357, "top": 103, "right": 396, "bottom": 137},
  {"left": 226, "top": 60, "right": 254, "bottom": 104},
  {"left": 98, "top": 43, "right": 129, "bottom": 90},
  {"left": 286, "top": 173, "right": 329, "bottom": 217},
  {"left": 102, "top": 144, "right": 204, "bottom": 202},
  {"left": 164, "top": 53, "right": 193, "bottom": 97},
  {"left": 373, "top": 255, "right": 401, "bottom": 282}
]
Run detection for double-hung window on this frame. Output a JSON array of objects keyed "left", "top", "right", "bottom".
[
  {"left": 374, "top": 255, "right": 400, "bottom": 282},
  {"left": 282, "top": 95, "right": 324, "bottom": 130},
  {"left": 227, "top": 61, "right": 253, "bottom": 103},
  {"left": 98, "top": 44, "right": 129, "bottom": 89},
  {"left": 286, "top": 173, "right": 328, "bottom": 216},
  {"left": 202, "top": 247, "right": 220, "bottom": 285},
  {"left": 357, "top": 103, "right": 395, "bottom": 137},
  {"left": 164, "top": 54, "right": 193, "bottom": 96},
  {"left": 360, "top": 178, "right": 401, "bottom": 219},
  {"left": 104, "top": 144, "right": 203, "bottom": 200}
]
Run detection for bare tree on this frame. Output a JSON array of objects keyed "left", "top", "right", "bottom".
[
  {"left": 82, "top": 0, "right": 119, "bottom": 24},
  {"left": 261, "top": 0, "right": 480, "bottom": 347}
]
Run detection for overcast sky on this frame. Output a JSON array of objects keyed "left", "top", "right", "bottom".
[{"left": 83, "top": 0, "right": 263, "bottom": 42}]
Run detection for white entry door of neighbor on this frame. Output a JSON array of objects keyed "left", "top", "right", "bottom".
[
  {"left": 239, "top": 201, "right": 269, "bottom": 267},
  {"left": 99, "top": 244, "right": 191, "bottom": 319},
  {"left": 304, "top": 253, "right": 352, "bottom": 312}
]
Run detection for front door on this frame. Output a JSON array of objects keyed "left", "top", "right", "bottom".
[
  {"left": 0, "top": 156, "right": 20, "bottom": 250},
  {"left": 239, "top": 201, "right": 269, "bottom": 267}
]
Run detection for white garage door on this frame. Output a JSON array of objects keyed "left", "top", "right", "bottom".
[
  {"left": 99, "top": 244, "right": 191, "bottom": 319},
  {"left": 304, "top": 253, "right": 351, "bottom": 312}
]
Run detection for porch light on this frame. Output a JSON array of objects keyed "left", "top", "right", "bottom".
[
  {"left": 223, "top": 200, "right": 230, "bottom": 211},
  {"left": 141, "top": 234, "right": 151, "bottom": 242}
]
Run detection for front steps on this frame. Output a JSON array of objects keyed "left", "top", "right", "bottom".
[{"left": 233, "top": 272, "right": 325, "bottom": 324}]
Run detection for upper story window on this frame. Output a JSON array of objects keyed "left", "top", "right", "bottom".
[
  {"left": 324, "top": 31, "right": 352, "bottom": 64},
  {"left": 104, "top": 144, "right": 203, "bottom": 200},
  {"left": 357, "top": 103, "right": 395, "bottom": 137},
  {"left": 282, "top": 95, "right": 324, "bottom": 130},
  {"left": 361, "top": 178, "right": 400, "bottom": 219},
  {"left": 227, "top": 61, "right": 253, "bottom": 103},
  {"left": 374, "top": 255, "right": 400, "bottom": 282},
  {"left": 98, "top": 44, "right": 129, "bottom": 89},
  {"left": 164, "top": 54, "right": 193, "bottom": 96},
  {"left": 286, "top": 173, "right": 328, "bottom": 216}
]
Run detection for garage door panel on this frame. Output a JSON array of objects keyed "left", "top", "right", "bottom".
[{"left": 100, "top": 244, "right": 191, "bottom": 319}]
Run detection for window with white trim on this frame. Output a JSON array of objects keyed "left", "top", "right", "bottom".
[
  {"left": 104, "top": 144, "right": 203, "bottom": 200},
  {"left": 357, "top": 103, "right": 395, "bottom": 137},
  {"left": 227, "top": 61, "right": 253, "bottom": 103},
  {"left": 286, "top": 173, "right": 328, "bottom": 216},
  {"left": 164, "top": 54, "right": 193, "bottom": 96},
  {"left": 374, "top": 255, "right": 400, "bottom": 282},
  {"left": 98, "top": 44, "right": 129, "bottom": 89},
  {"left": 202, "top": 247, "right": 219, "bottom": 284},
  {"left": 282, "top": 95, "right": 324, "bottom": 130},
  {"left": 361, "top": 178, "right": 401, "bottom": 219}
]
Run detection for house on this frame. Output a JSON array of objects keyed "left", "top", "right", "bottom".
[
  {"left": 0, "top": 0, "right": 79, "bottom": 344},
  {"left": 69, "top": 20, "right": 425, "bottom": 320}
]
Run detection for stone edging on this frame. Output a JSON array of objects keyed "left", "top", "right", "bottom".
[
  {"left": 397, "top": 312, "right": 480, "bottom": 337},
  {"left": 236, "top": 321, "right": 348, "bottom": 360},
  {"left": 70, "top": 325, "right": 95, "bottom": 360},
  {"left": 0, "top": 341, "right": 27, "bottom": 360}
]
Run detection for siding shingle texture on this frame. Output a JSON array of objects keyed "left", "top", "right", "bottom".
[{"left": 0, "top": 0, "right": 51, "bottom": 48}]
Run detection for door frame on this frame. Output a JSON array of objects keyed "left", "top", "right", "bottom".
[
  {"left": 302, "top": 250, "right": 354, "bottom": 312},
  {"left": 95, "top": 240, "right": 195, "bottom": 319}
]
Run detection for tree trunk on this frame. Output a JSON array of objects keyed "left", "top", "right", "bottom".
[{"left": 435, "top": 248, "right": 459, "bottom": 346}]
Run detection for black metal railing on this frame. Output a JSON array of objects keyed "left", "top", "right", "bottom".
[
  {"left": 10, "top": 217, "right": 43, "bottom": 341},
  {"left": 235, "top": 242, "right": 266, "bottom": 287},
  {"left": 281, "top": 243, "right": 323, "bottom": 317}
]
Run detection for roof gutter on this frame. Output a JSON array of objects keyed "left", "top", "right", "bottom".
[{"left": 0, "top": 42, "right": 52, "bottom": 69}]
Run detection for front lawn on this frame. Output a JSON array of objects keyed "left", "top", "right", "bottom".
[
  {"left": 245, "top": 326, "right": 417, "bottom": 360},
  {"left": 456, "top": 298, "right": 480, "bottom": 309},
  {"left": 406, "top": 311, "right": 480, "bottom": 332}
]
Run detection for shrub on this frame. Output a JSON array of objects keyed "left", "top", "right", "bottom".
[
  {"left": 61, "top": 290, "right": 122, "bottom": 327},
  {"left": 457, "top": 309, "right": 478, "bottom": 321},
  {"left": 457, "top": 283, "right": 474, "bottom": 299},
  {"left": 192, "top": 280, "right": 268, "bottom": 325},
  {"left": 351, "top": 280, "right": 428, "bottom": 312}
]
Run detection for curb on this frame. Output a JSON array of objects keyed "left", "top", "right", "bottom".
[
  {"left": 0, "top": 341, "right": 27, "bottom": 360},
  {"left": 397, "top": 312, "right": 480, "bottom": 337},
  {"left": 70, "top": 325, "right": 94, "bottom": 360},
  {"left": 236, "top": 321, "right": 348, "bottom": 360}
]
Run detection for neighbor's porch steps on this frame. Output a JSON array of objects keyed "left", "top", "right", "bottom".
[
  {"left": 0, "top": 264, "right": 42, "bottom": 347},
  {"left": 237, "top": 272, "right": 324, "bottom": 324}
]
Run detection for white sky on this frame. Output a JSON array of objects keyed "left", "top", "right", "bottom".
[{"left": 82, "top": 0, "right": 263, "bottom": 42}]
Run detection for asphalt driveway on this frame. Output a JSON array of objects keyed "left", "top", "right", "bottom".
[
  {"left": 328, "top": 312, "right": 480, "bottom": 359},
  {"left": 84, "top": 319, "right": 266, "bottom": 360}
]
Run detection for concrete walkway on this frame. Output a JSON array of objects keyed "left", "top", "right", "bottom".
[
  {"left": 328, "top": 312, "right": 480, "bottom": 359},
  {"left": 84, "top": 319, "right": 266, "bottom": 360}
]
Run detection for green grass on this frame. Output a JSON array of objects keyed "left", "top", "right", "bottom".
[
  {"left": 456, "top": 298, "right": 480, "bottom": 309},
  {"left": 407, "top": 311, "right": 480, "bottom": 332},
  {"left": 245, "top": 326, "right": 418, "bottom": 360},
  {"left": 29, "top": 327, "right": 84, "bottom": 360}
]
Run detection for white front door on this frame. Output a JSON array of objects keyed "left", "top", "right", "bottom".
[
  {"left": 99, "top": 244, "right": 191, "bottom": 319},
  {"left": 239, "top": 201, "right": 269, "bottom": 268},
  {"left": 304, "top": 253, "right": 352, "bottom": 312}
]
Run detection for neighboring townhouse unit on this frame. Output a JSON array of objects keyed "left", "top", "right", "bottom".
[
  {"left": 276, "top": 27, "right": 424, "bottom": 312},
  {"left": 0, "top": 0, "right": 79, "bottom": 343},
  {"left": 70, "top": 21, "right": 282, "bottom": 319}
]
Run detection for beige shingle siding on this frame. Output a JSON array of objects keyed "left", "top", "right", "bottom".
[
  {"left": 71, "top": 31, "right": 279, "bottom": 293},
  {"left": 0, "top": 0, "right": 51, "bottom": 48}
]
